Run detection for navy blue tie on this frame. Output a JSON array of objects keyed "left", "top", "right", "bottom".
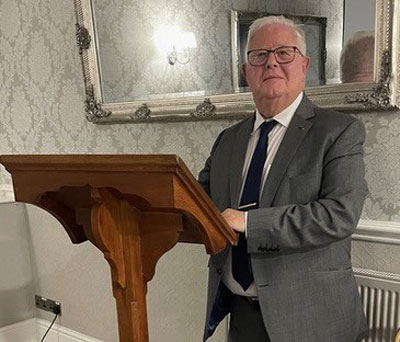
[{"left": 232, "top": 120, "right": 277, "bottom": 290}]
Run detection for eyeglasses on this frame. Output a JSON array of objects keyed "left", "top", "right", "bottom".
[{"left": 247, "top": 46, "right": 303, "bottom": 66}]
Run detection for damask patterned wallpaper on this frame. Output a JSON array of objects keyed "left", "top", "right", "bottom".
[
  {"left": 358, "top": 113, "right": 400, "bottom": 220},
  {"left": 94, "top": 0, "right": 342, "bottom": 102},
  {"left": 0, "top": 0, "right": 399, "bottom": 341},
  {"left": 2, "top": 0, "right": 394, "bottom": 220}
]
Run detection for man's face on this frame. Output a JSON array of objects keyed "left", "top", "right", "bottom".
[{"left": 243, "top": 24, "right": 310, "bottom": 109}]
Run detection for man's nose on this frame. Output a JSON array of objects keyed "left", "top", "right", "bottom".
[{"left": 264, "top": 52, "right": 279, "bottom": 68}]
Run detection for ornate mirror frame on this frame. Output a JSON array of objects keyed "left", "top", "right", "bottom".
[{"left": 74, "top": 0, "right": 400, "bottom": 124}]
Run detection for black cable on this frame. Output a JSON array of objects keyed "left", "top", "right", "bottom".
[{"left": 39, "top": 313, "right": 58, "bottom": 342}]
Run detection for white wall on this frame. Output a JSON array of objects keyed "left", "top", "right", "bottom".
[
  {"left": 0, "top": 203, "right": 34, "bottom": 327},
  {"left": 24, "top": 203, "right": 227, "bottom": 342},
  {"left": 25, "top": 205, "right": 120, "bottom": 341}
]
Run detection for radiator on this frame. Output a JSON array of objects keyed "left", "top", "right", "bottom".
[{"left": 354, "top": 268, "right": 400, "bottom": 342}]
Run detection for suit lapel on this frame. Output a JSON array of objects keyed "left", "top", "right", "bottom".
[
  {"left": 260, "top": 96, "right": 315, "bottom": 207},
  {"left": 229, "top": 116, "right": 254, "bottom": 209}
]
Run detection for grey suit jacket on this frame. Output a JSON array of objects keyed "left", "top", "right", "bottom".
[{"left": 199, "top": 95, "right": 369, "bottom": 342}]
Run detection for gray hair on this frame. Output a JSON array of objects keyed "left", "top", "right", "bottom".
[
  {"left": 245, "top": 16, "right": 307, "bottom": 62},
  {"left": 340, "top": 31, "right": 375, "bottom": 83}
]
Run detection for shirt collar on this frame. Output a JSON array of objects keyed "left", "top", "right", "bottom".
[{"left": 252, "top": 92, "right": 303, "bottom": 134}]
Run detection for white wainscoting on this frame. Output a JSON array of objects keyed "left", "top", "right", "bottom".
[
  {"left": 354, "top": 219, "right": 400, "bottom": 245},
  {"left": 1, "top": 183, "right": 399, "bottom": 245},
  {"left": 0, "top": 184, "right": 14, "bottom": 203},
  {"left": 1, "top": 182, "right": 400, "bottom": 244},
  {"left": 0, "top": 318, "right": 103, "bottom": 342}
]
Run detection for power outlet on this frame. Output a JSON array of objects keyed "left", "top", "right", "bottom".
[{"left": 35, "top": 295, "right": 61, "bottom": 315}]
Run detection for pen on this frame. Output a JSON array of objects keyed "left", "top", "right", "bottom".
[{"left": 238, "top": 202, "right": 257, "bottom": 210}]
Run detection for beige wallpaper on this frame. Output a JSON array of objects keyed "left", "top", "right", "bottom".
[
  {"left": 0, "top": 0, "right": 399, "bottom": 341},
  {"left": 357, "top": 113, "right": 400, "bottom": 220}
]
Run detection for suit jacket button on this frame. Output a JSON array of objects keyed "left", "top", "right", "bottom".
[{"left": 217, "top": 268, "right": 223, "bottom": 275}]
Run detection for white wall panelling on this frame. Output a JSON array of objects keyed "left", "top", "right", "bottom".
[{"left": 354, "top": 219, "right": 400, "bottom": 245}]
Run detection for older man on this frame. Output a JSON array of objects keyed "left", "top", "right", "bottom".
[{"left": 199, "top": 16, "right": 369, "bottom": 342}]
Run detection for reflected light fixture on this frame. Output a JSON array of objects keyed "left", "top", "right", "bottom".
[{"left": 154, "top": 29, "right": 197, "bottom": 65}]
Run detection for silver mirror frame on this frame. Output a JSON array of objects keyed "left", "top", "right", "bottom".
[{"left": 74, "top": 0, "right": 400, "bottom": 124}]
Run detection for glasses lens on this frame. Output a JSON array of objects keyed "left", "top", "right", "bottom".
[
  {"left": 248, "top": 50, "right": 269, "bottom": 66},
  {"left": 274, "top": 47, "right": 295, "bottom": 63}
]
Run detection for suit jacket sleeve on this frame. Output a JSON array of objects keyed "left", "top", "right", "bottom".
[{"left": 247, "top": 118, "right": 368, "bottom": 254}]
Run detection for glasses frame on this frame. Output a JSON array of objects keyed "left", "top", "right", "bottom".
[{"left": 247, "top": 46, "right": 304, "bottom": 66}]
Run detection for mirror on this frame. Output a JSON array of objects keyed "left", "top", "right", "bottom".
[{"left": 73, "top": 0, "right": 399, "bottom": 123}]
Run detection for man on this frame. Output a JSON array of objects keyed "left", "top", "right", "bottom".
[{"left": 199, "top": 16, "right": 369, "bottom": 342}]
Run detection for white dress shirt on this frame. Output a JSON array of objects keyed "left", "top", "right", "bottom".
[{"left": 222, "top": 92, "right": 303, "bottom": 297}]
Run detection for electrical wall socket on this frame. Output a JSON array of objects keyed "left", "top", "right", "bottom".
[{"left": 35, "top": 295, "right": 61, "bottom": 315}]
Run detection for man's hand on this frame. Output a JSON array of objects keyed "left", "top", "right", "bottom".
[{"left": 221, "top": 208, "right": 245, "bottom": 233}]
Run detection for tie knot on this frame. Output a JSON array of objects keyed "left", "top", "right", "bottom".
[{"left": 259, "top": 120, "right": 277, "bottom": 138}]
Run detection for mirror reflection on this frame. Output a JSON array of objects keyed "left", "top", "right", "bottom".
[{"left": 92, "top": 0, "right": 375, "bottom": 104}]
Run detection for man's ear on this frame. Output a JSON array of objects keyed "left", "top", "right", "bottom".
[
  {"left": 242, "top": 63, "right": 247, "bottom": 78},
  {"left": 302, "top": 56, "right": 310, "bottom": 72}
]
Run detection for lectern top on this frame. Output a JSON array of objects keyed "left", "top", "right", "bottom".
[
  {"left": 0, "top": 154, "right": 186, "bottom": 172},
  {"left": 0, "top": 154, "right": 237, "bottom": 252}
]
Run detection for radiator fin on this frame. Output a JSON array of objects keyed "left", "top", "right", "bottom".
[{"left": 358, "top": 284, "right": 400, "bottom": 342}]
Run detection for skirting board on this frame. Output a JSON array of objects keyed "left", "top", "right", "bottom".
[{"left": 0, "top": 318, "right": 103, "bottom": 342}]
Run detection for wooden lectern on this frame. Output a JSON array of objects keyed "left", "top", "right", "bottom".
[{"left": 0, "top": 155, "right": 236, "bottom": 342}]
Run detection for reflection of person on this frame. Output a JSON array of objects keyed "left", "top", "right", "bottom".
[
  {"left": 340, "top": 31, "right": 375, "bottom": 83},
  {"left": 199, "top": 16, "right": 369, "bottom": 342}
]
